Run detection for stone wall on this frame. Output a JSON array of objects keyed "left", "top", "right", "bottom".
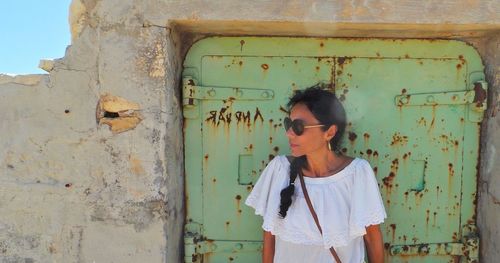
[
  {"left": 477, "top": 33, "right": 500, "bottom": 263},
  {"left": 0, "top": 0, "right": 498, "bottom": 262}
]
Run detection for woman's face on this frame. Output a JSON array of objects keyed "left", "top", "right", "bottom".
[{"left": 286, "top": 103, "right": 331, "bottom": 157}]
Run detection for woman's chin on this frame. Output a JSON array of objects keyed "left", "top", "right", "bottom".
[{"left": 289, "top": 149, "right": 303, "bottom": 157}]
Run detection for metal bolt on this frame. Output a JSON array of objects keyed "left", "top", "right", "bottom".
[
  {"left": 235, "top": 243, "right": 243, "bottom": 250},
  {"left": 399, "top": 96, "right": 409, "bottom": 105},
  {"left": 236, "top": 90, "right": 243, "bottom": 97},
  {"left": 426, "top": 95, "right": 435, "bottom": 103},
  {"left": 207, "top": 89, "right": 216, "bottom": 97},
  {"left": 261, "top": 91, "right": 269, "bottom": 98}
]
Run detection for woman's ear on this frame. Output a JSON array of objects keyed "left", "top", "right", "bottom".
[{"left": 325, "top": 125, "right": 337, "bottom": 141}]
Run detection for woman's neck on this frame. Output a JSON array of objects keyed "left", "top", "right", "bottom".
[{"left": 304, "top": 150, "right": 341, "bottom": 177}]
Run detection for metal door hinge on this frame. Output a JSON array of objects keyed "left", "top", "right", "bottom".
[
  {"left": 389, "top": 224, "right": 479, "bottom": 262},
  {"left": 184, "top": 222, "right": 204, "bottom": 263},
  {"left": 394, "top": 81, "right": 487, "bottom": 109},
  {"left": 184, "top": 239, "right": 263, "bottom": 262},
  {"left": 183, "top": 77, "right": 274, "bottom": 104}
]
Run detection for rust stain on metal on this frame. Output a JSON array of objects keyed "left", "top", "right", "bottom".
[
  {"left": 239, "top": 40, "right": 245, "bottom": 52},
  {"left": 235, "top": 195, "right": 241, "bottom": 212},
  {"left": 337, "top": 57, "right": 352, "bottom": 68},
  {"left": 473, "top": 82, "right": 487, "bottom": 107},
  {"left": 382, "top": 172, "right": 396, "bottom": 189},
  {"left": 448, "top": 163, "right": 455, "bottom": 193},
  {"left": 426, "top": 209, "right": 430, "bottom": 226},
  {"left": 458, "top": 55, "right": 466, "bottom": 65},
  {"left": 261, "top": 64, "right": 269, "bottom": 70},
  {"left": 417, "top": 117, "right": 427, "bottom": 127},
  {"left": 366, "top": 149, "right": 373, "bottom": 156},
  {"left": 383, "top": 158, "right": 399, "bottom": 195},
  {"left": 390, "top": 224, "right": 396, "bottom": 241},
  {"left": 363, "top": 132, "right": 370, "bottom": 148},
  {"left": 432, "top": 211, "right": 437, "bottom": 226},
  {"left": 348, "top": 131, "right": 358, "bottom": 142},
  {"left": 390, "top": 133, "right": 409, "bottom": 146}
]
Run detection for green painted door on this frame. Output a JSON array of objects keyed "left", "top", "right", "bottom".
[{"left": 183, "top": 37, "right": 486, "bottom": 263}]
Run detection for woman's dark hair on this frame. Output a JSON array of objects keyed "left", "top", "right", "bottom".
[{"left": 278, "top": 85, "right": 347, "bottom": 218}]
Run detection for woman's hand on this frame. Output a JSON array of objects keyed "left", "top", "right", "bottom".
[
  {"left": 263, "top": 230, "right": 275, "bottom": 263},
  {"left": 364, "top": 224, "right": 384, "bottom": 263}
]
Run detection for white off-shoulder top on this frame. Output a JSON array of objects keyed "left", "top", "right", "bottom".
[{"left": 245, "top": 155, "right": 387, "bottom": 263}]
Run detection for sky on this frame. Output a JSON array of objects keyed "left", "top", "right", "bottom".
[{"left": 0, "top": 1, "right": 72, "bottom": 75}]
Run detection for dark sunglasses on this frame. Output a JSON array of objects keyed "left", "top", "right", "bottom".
[{"left": 283, "top": 117, "right": 324, "bottom": 136}]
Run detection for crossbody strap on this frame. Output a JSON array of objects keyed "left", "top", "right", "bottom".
[{"left": 298, "top": 172, "right": 342, "bottom": 263}]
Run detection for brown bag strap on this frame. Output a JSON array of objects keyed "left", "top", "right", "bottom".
[{"left": 298, "top": 172, "right": 342, "bottom": 263}]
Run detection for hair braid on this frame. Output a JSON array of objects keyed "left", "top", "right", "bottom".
[{"left": 278, "top": 156, "right": 307, "bottom": 218}]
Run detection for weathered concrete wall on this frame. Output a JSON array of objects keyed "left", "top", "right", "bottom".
[
  {"left": 0, "top": 1, "right": 184, "bottom": 261},
  {"left": 0, "top": 0, "right": 498, "bottom": 262},
  {"left": 477, "top": 32, "right": 500, "bottom": 263}
]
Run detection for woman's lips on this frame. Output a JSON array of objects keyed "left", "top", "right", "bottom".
[{"left": 289, "top": 143, "right": 299, "bottom": 148}]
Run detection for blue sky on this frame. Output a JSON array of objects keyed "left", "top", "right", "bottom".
[{"left": 0, "top": 1, "right": 72, "bottom": 75}]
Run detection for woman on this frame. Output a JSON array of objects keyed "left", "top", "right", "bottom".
[{"left": 245, "top": 86, "right": 386, "bottom": 263}]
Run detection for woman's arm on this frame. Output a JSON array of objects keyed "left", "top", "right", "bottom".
[
  {"left": 364, "top": 224, "right": 384, "bottom": 263},
  {"left": 263, "top": 230, "right": 275, "bottom": 263}
]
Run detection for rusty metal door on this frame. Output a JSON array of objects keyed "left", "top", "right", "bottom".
[{"left": 182, "top": 37, "right": 486, "bottom": 263}]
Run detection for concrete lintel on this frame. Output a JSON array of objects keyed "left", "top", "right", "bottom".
[{"left": 168, "top": 20, "right": 500, "bottom": 39}]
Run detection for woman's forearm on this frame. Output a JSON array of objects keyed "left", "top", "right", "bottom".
[
  {"left": 263, "top": 230, "right": 275, "bottom": 263},
  {"left": 364, "top": 224, "right": 384, "bottom": 263}
]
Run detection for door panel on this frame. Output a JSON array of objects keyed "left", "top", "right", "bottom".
[
  {"left": 336, "top": 58, "right": 468, "bottom": 262},
  {"left": 183, "top": 37, "right": 485, "bottom": 263},
  {"left": 201, "top": 56, "right": 334, "bottom": 240}
]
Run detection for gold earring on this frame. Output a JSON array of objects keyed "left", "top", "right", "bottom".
[{"left": 327, "top": 142, "right": 332, "bottom": 151}]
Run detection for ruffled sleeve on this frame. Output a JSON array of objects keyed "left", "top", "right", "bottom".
[
  {"left": 245, "top": 155, "right": 290, "bottom": 231},
  {"left": 349, "top": 159, "right": 387, "bottom": 238}
]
